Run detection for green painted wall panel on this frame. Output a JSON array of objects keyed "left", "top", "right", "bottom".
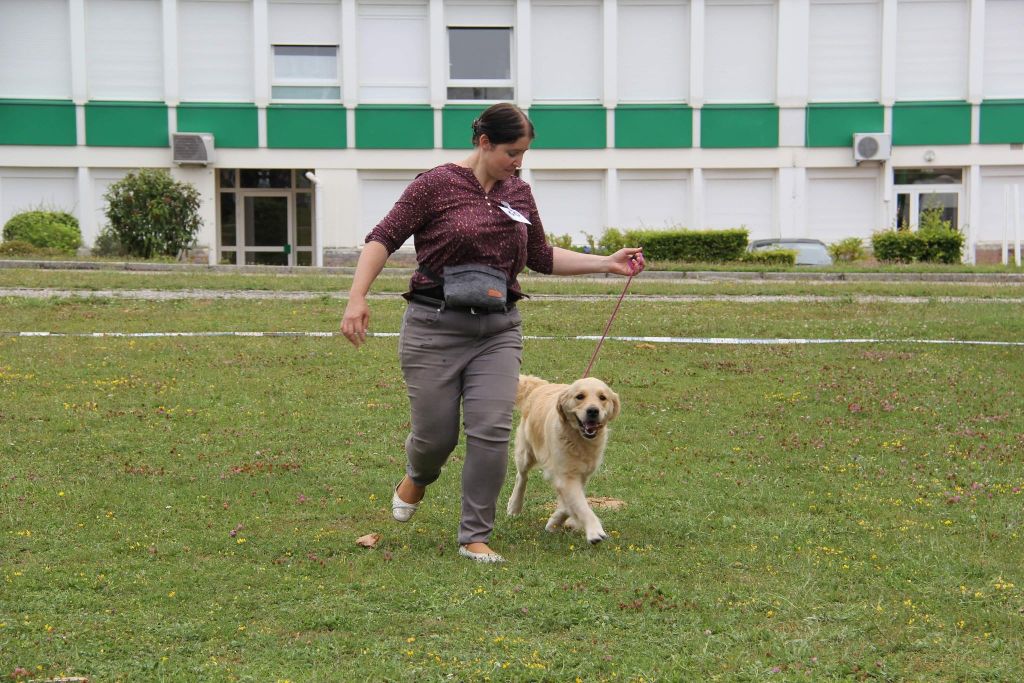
[
  {"left": 529, "top": 105, "right": 606, "bottom": 149},
  {"left": 0, "top": 99, "right": 77, "bottom": 146},
  {"left": 806, "top": 103, "right": 884, "bottom": 147},
  {"left": 442, "top": 105, "right": 487, "bottom": 149},
  {"left": 85, "top": 102, "right": 168, "bottom": 147},
  {"left": 892, "top": 101, "right": 971, "bottom": 146},
  {"left": 355, "top": 105, "right": 433, "bottom": 149},
  {"left": 615, "top": 105, "right": 692, "bottom": 148},
  {"left": 700, "top": 105, "right": 778, "bottom": 148},
  {"left": 267, "top": 105, "right": 346, "bottom": 149},
  {"left": 177, "top": 103, "right": 258, "bottom": 148},
  {"left": 980, "top": 100, "right": 1024, "bottom": 144}
]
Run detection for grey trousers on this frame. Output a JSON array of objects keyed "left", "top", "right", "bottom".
[{"left": 398, "top": 301, "right": 523, "bottom": 544}]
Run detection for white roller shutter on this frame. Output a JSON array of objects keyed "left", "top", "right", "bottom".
[
  {"left": 357, "top": 1, "right": 430, "bottom": 102},
  {"left": 445, "top": 0, "right": 514, "bottom": 26},
  {"left": 807, "top": 171, "right": 880, "bottom": 243},
  {"left": 531, "top": 0, "right": 603, "bottom": 103},
  {"left": 896, "top": 0, "right": 968, "bottom": 101},
  {"left": 179, "top": 0, "right": 254, "bottom": 102},
  {"left": 0, "top": 0, "right": 72, "bottom": 98},
  {"left": 85, "top": 0, "right": 163, "bottom": 100},
  {"left": 269, "top": 0, "right": 341, "bottom": 45},
  {"left": 704, "top": 0, "right": 776, "bottom": 103},
  {"left": 530, "top": 171, "right": 605, "bottom": 245},
  {"left": 618, "top": 0, "right": 690, "bottom": 103},
  {"left": 360, "top": 172, "right": 418, "bottom": 247},
  {"left": 617, "top": 171, "right": 690, "bottom": 229},
  {"left": 983, "top": 0, "right": 1024, "bottom": 99},
  {"left": 808, "top": 0, "right": 881, "bottom": 102},
  {"left": 704, "top": 171, "right": 774, "bottom": 239},
  {"left": 0, "top": 170, "right": 78, "bottom": 226},
  {"left": 979, "top": 169, "right": 1024, "bottom": 245}
]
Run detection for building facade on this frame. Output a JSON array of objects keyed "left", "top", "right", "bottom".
[{"left": 1, "top": 0, "right": 1023, "bottom": 265}]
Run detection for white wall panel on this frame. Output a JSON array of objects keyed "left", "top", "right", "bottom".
[
  {"left": 704, "top": 0, "right": 775, "bottom": 103},
  {"left": 179, "top": 0, "right": 254, "bottom": 101},
  {"left": 358, "top": 2, "right": 430, "bottom": 102},
  {"left": 983, "top": 0, "right": 1024, "bottom": 99},
  {"left": 808, "top": 0, "right": 881, "bottom": 102},
  {"left": 269, "top": 0, "right": 342, "bottom": 45},
  {"left": 896, "top": 0, "right": 968, "bottom": 100},
  {"left": 0, "top": 0, "right": 72, "bottom": 98},
  {"left": 530, "top": 171, "right": 605, "bottom": 244},
  {"left": 445, "top": 0, "right": 515, "bottom": 25},
  {"left": 531, "top": 0, "right": 603, "bottom": 102},
  {"left": 618, "top": 0, "right": 689, "bottom": 103},
  {"left": 979, "top": 169, "right": 1024, "bottom": 245},
  {"left": 86, "top": 0, "right": 164, "bottom": 100},
  {"left": 0, "top": 171, "right": 78, "bottom": 227},
  {"left": 617, "top": 171, "right": 690, "bottom": 229},
  {"left": 704, "top": 171, "right": 774, "bottom": 239},
  {"left": 807, "top": 171, "right": 880, "bottom": 242}
]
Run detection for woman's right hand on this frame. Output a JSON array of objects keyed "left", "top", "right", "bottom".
[{"left": 341, "top": 296, "right": 370, "bottom": 347}]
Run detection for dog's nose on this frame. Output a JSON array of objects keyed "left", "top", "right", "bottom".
[{"left": 586, "top": 407, "right": 600, "bottom": 420}]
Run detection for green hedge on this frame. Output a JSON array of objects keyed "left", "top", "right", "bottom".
[
  {"left": 740, "top": 249, "right": 796, "bottom": 266},
  {"left": 3, "top": 209, "right": 82, "bottom": 253},
  {"left": 622, "top": 229, "right": 749, "bottom": 262},
  {"left": 872, "top": 229, "right": 964, "bottom": 264}
]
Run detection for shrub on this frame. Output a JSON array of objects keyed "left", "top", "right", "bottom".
[
  {"left": 104, "top": 169, "right": 202, "bottom": 259},
  {"left": 91, "top": 225, "right": 127, "bottom": 258},
  {"left": 624, "top": 228, "right": 748, "bottom": 262},
  {"left": 597, "top": 228, "right": 627, "bottom": 255},
  {"left": 871, "top": 229, "right": 925, "bottom": 263},
  {"left": 3, "top": 209, "right": 82, "bottom": 253},
  {"left": 546, "top": 233, "right": 574, "bottom": 250},
  {"left": 741, "top": 249, "right": 796, "bottom": 266},
  {"left": 872, "top": 208, "right": 964, "bottom": 264},
  {"left": 829, "top": 237, "right": 866, "bottom": 263}
]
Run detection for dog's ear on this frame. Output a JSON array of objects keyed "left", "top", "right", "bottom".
[
  {"left": 605, "top": 386, "right": 621, "bottom": 422},
  {"left": 558, "top": 385, "right": 578, "bottom": 424}
]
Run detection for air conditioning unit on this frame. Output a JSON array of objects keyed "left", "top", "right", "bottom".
[
  {"left": 172, "top": 132, "right": 215, "bottom": 165},
  {"left": 853, "top": 133, "right": 891, "bottom": 163}
]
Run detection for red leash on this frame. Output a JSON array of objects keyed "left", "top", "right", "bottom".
[{"left": 582, "top": 271, "right": 635, "bottom": 378}]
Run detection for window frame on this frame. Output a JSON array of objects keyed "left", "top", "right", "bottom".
[
  {"left": 270, "top": 44, "right": 342, "bottom": 103},
  {"left": 445, "top": 24, "right": 515, "bottom": 103}
]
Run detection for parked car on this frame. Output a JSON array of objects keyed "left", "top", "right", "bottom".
[{"left": 748, "top": 238, "right": 833, "bottom": 266}]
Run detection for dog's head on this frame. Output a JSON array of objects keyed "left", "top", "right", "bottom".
[{"left": 559, "top": 377, "right": 620, "bottom": 440}]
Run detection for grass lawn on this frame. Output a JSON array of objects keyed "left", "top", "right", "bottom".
[{"left": 1, "top": 272, "right": 1023, "bottom": 682}]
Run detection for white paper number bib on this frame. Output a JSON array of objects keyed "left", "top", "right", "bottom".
[{"left": 498, "top": 201, "right": 531, "bottom": 225}]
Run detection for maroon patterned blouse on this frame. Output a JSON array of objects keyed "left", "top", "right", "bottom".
[{"left": 365, "top": 163, "right": 555, "bottom": 298}]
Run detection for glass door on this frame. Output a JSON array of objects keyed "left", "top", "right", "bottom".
[
  {"left": 217, "top": 170, "right": 314, "bottom": 266},
  {"left": 243, "top": 194, "right": 291, "bottom": 265},
  {"left": 893, "top": 168, "right": 963, "bottom": 231}
]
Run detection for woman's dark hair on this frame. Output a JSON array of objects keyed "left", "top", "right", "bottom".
[{"left": 471, "top": 103, "right": 535, "bottom": 146}]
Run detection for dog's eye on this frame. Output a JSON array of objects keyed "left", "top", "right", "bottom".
[
  {"left": 598, "top": 394, "right": 606, "bottom": 401},
  {"left": 575, "top": 393, "right": 585, "bottom": 400}
]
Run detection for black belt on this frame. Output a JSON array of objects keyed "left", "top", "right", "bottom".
[{"left": 408, "top": 293, "right": 515, "bottom": 315}]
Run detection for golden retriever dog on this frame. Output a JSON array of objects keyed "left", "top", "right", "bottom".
[{"left": 506, "top": 374, "right": 620, "bottom": 544}]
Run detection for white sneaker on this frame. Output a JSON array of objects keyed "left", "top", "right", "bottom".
[
  {"left": 391, "top": 484, "right": 420, "bottom": 522},
  {"left": 459, "top": 545, "right": 506, "bottom": 563}
]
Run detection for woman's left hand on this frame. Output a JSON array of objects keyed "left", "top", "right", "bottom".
[{"left": 607, "top": 248, "right": 646, "bottom": 277}]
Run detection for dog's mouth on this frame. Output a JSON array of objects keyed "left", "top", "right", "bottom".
[{"left": 577, "top": 416, "right": 602, "bottom": 439}]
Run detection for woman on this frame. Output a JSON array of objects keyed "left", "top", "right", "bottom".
[{"left": 340, "top": 103, "right": 644, "bottom": 563}]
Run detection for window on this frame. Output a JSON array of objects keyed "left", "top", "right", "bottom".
[
  {"left": 530, "top": 171, "right": 606, "bottom": 245},
  {"left": 179, "top": 0, "right": 253, "bottom": 102},
  {"left": 808, "top": 0, "right": 881, "bottom": 102},
  {"left": 617, "top": 171, "right": 690, "bottom": 229},
  {"left": 357, "top": 1, "right": 429, "bottom": 103},
  {"left": 703, "top": 171, "right": 775, "bottom": 239},
  {"left": 447, "top": 27, "right": 513, "bottom": 101},
  {"left": 984, "top": 0, "right": 1024, "bottom": 99},
  {"left": 531, "top": 0, "right": 603, "bottom": 103},
  {"left": 807, "top": 170, "right": 880, "bottom": 242},
  {"left": 704, "top": 0, "right": 776, "bottom": 103},
  {"left": 0, "top": 0, "right": 72, "bottom": 98},
  {"left": 896, "top": 0, "right": 968, "bottom": 101},
  {"left": 272, "top": 45, "right": 340, "bottom": 100},
  {"left": 618, "top": 0, "right": 690, "bottom": 103},
  {"left": 85, "top": 0, "right": 163, "bottom": 100}
]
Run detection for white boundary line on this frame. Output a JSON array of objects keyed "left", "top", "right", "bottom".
[{"left": 2, "top": 331, "right": 1023, "bottom": 347}]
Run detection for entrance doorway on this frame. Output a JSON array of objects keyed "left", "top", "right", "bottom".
[
  {"left": 893, "top": 167, "right": 963, "bottom": 231},
  {"left": 217, "top": 169, "right": 314, "bottom": 265}
]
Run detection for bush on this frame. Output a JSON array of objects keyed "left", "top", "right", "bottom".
[
  {"left": 872, "top": 208, "right": 964, "bottom": 264},
  {"left": 871, "top": 229, "right": 925, "bottom": 263},
  {"left": 741, "top": 249, "right": 796, "bottom": 266},
  {"left": 3, "top": 209, "right": 82, "bottom": 253},
  {"left": 597, "top": 227, "right": 627, "bottom": 255},
  {"left": 91, "top": 225, "right": 127, "bottom": 258},
  {"left": 104, "top": 169, "right": 202, "bottom": 259},
  {"left": 829, "top": 237, "right": 866, "bottom": 263},
  {"left": 624, "top": 228, "right": 749, "bottom": 262}
]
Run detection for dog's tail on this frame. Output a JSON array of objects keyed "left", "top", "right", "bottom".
[{"left": 516, "top": 374, "right": 548, "bottom": 409}]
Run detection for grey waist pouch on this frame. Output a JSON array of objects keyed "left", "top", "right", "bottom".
[{"left": 442, "top": 264, "right": 509, "bottom": 311}]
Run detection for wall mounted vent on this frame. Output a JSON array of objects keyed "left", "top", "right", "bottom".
[
  {"left": 172, "top": 132, "right": 215, "bottom": 165},
  {"left": 853, "top": 133, "right": 891, "bottom": 163}
]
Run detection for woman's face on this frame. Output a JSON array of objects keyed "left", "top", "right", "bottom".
[{"left": 480, "top": 134, "right": 532, "bottom": 182}]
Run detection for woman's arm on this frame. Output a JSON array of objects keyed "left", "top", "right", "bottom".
[
  {"left": 340, "top": 240, "right": 390, "bottom": 347},
  {"left": 551, "top": 246, "right": 645, "bottom": 277}
]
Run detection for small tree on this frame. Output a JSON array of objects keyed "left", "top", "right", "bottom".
[{"left": 104, "top": 169, "right": 202, "bottom": 259}]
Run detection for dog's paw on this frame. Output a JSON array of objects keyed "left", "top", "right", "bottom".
[
  {"left": 586, "top": 528, "right": 609, "bottom": 545},
  {"left": 506, "top": 500, "right": 522, "bottom": 516}
]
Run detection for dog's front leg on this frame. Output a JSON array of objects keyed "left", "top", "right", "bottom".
[{"left": 554, "top": 478, "right": 608, "bottom": 544}]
